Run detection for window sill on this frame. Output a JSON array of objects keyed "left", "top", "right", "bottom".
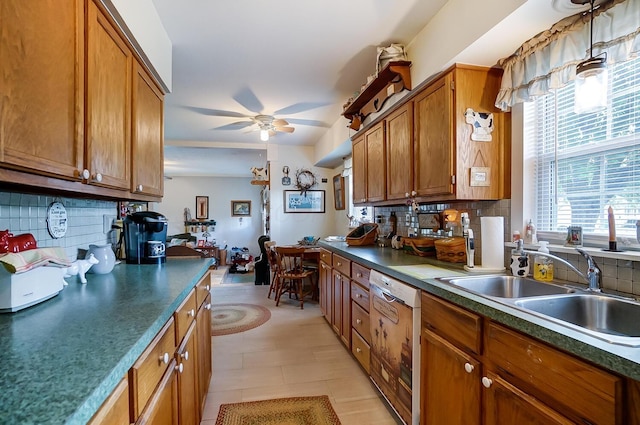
[{"left": 505, "top": 241, "right": 640, "bottom": 262}]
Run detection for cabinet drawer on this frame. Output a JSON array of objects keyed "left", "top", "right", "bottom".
[
  {"left": 175, "top": 289, "right": 197, "bottom": 344},
  {"left": 333, "top": 254, "right": 351, "bottom": 277},
  {"left": 486, "top": 322, "right": 622, "bottom": 425},
  {"left": 351, "top": 329, "right": 370, "bottom": 373},
  {"left": 421, "top": 292, "right": 482, "bottom": 355},
  {"left": 195, "top": 272, "right": 211, "bottom": 308},
  {"left": 351, "top": 282, "right": 370, "bottom": 312},
  {"left": 130, "top": 317, "right": 176, "bottom": 420},
  {"left": 319, "top": 248, "right": 332, "bottom": 266},
  {"left": 351, "top": 262, "right": 370, "bottom": 287},
  {"left": 351, "top": 301, "right": 370, "bottom": 343}
]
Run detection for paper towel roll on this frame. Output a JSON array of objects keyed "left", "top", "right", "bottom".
[{"left": 481, "top": 216, "right": 504, "bottom": 269}]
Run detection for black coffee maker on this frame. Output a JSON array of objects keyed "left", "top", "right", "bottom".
[{"left": 123, "top": 211, "right": 168, "bottom": 264}]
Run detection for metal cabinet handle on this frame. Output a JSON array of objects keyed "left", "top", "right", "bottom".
[
  {"left": 93, "top": 173, "right": 103, "bottom": 183},
  {"left": 159, "top": 352, "right": 169, "bottom": 364},
  {"left": 464, "top": 363, "right": 474, "bottom": 373},
  {"left": 356, "top": 347, "right": 362, "bottom": 353},
  {"left": 187, "top": 309, "right": 195, "bottom": 317},
  {"left": 175, "top": 363, "right": 184, "bottom": 374},
  {"left": 181, "top": 350, "right": 189, "bottom": 361},
  {"left": 205, "top": 303, "right": 211, "bottom": 310},
  {"left": 482, "top": 377, "right": 493, "bottom": 388},
  {"left": 356, "top": 272, "right": 362, "bottom": 278}
]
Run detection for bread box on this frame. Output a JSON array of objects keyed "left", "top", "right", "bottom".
[{"left": 434, "top": 237, "right": 467, "bottom": 263}]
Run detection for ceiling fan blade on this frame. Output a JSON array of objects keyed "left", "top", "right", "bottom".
[
  {"left": 184, "top": 106, "right": 249, "bottom": 118},
  {"left": 268, "top": 129, "right": 277, "bottom": 137},
  {"left": 285, "top": 118, "right": 331, "bottom": 128},
  {"left": 213, "top": 120, "right": 255, "bottom": 130},
  {"left": 233, "top": 86, "right": 264, "bottom": 114},
  {"left": 272, "top": 118, "right": 289, "bottom": 127},
  {"left": 276, "top": 126, "right": 295, "bottom": 133},
  {"left": 273, "top": 102, "right": 332, "bottom": 115}
]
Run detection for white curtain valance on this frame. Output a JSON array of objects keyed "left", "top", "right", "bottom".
[{"left": 495, "top": 0, "right": 640, "bottom": 111}]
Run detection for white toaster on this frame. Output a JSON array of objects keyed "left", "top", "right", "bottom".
[{"left": 0, "top": 266, "right": 65, "bottom": 313}]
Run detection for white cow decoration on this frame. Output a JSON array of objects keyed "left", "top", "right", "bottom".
[
  {"left": 464, "top": 108, "right": 494, "bottom": 142},
  {"left": 62, "top": 253, "right": 99, "bottom": 284},
  {"left": 250, "top": 167, "right": 268, "bottom": 180}
]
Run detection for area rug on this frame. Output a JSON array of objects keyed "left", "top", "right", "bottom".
[
  {"left": 211, "top": 303, "right": 271, "bottom": 336},
  {"left": 215, "top": 395, "right": 341, "bottom": 425}
]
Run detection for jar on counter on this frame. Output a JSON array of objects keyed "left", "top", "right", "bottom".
[{"left": 87, "top": 244, "right": 116, "bottom": 274}]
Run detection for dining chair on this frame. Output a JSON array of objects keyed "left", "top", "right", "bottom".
[
  {"left": 274, "top": 246, "right": 316, "bottom": 309},
  {"left": 264, "top": 241, "right": 279, "bottom": 298}
]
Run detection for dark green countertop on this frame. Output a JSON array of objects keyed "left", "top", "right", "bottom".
[
  {"left": 0, "top": 258, "right": 213, "bottom": 425},
  {"left": 319, "top": 241, "right": 640, "bottom": 381}
]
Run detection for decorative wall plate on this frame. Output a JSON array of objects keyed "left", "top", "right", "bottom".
[{"left": 47, "top": 201, "right": 68, "bottom": 239}]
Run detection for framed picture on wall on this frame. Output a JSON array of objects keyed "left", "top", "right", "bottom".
[
  {"left": 333, "top": 174, "right": 345, "bottom": 210},
  {"left": 284, "top": 190, "right": 325, "bottom": 213},
  {"left": 195, "top": 196, "right": 209, "bottom": 219},
  {"left": 231, "top": 200, "right": 251, "bottom": 216}
]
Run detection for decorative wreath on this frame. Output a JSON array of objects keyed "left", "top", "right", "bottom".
[{"left": 295, "top": 168, "right": 317, "bottom": 193}]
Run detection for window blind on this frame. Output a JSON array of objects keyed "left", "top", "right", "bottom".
[{"left": 526, "top": 56, "right": 640, "bottom": 240}]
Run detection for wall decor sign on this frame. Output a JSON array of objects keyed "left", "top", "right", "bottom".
[
  {"left": 47, "top": 201, "right": 67, "bottom": 239},
  {"left": 464, "top": 108, "right": 494, "bottom": 142},
  {"left": 196, "top": 196, "right": 209, "bottom": 219},
  {"left": 282, "top": 166, "right": 291, "bottom": 186},
  {"left": 231, "top": 200, "right": 251, "bottom": 216},
  {"left": 284, "top": 190, "right": 325, "bottom": 213}
]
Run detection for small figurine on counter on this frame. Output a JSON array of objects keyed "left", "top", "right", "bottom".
[{"left": 62, "top": 253, "right": 99, "bottom": 284}]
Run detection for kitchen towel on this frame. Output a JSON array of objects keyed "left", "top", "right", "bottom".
[
  {"left": 481, "top": 216, "right": 504, "bottom": 269},
  {"left": 0, "top": 247, "right": 71, "bottom": 274}
]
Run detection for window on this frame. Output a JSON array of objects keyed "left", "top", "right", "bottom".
[{"left": 525, "top": 56, "right": 640, "bottom": 243}]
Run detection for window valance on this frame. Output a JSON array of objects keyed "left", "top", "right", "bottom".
[{"left": 495, "top": 0, "right": 640, "bottom": 111}]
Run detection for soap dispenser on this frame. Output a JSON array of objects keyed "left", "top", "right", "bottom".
[
  {"left": 509, "top": 239, "right": 529, "bottom": 277},
  {"left": 533, "top": 241, "right": 554, "bottom": 282}
]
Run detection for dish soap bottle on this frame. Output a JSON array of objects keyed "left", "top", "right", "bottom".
[
  {"left": 533, "top": 241, "right": 553, "bottom": 282},
  {"left": 510, "top": 239, "right": 529, "bottom": 277}
]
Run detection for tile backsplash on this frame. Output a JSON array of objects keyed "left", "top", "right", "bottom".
[
  {"left": 375, "top": 199, "right": 640, "bottom": 297},
  {"left": 0, "top": 191, "right": 117, "bottom": 261}
]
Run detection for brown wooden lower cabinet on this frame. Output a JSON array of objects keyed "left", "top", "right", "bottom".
[
  {"left": 421, "top": 291, "right": 629, "bottom": 425},
  {"left": 87, "top": 377, "right": 130, "bottom": 425},
  {"left": 135, "top": 359, "right": 179, "bottom": 425},
  {"left": 92, "top": 274, "right": 213, "bottom": 425}
]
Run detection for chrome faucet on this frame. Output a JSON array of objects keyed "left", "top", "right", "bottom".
[{"left": 522, "top": 247, "right": 602, "bottom": 292}]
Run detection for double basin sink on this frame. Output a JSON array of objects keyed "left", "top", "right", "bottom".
[{"left": 435, "top": 275, "right": 640, "bottom": 346}]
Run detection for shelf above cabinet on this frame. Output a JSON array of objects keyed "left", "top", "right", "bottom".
[{"left": 343, "top": 61, "right": 412, "bottom": 131}]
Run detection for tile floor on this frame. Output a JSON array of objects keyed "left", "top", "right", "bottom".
[{"left": 200, "top": 269, "right": 401, "bottom": 424}]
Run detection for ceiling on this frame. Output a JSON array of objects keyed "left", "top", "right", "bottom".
[{"left": 152, "top": 0, "right": 583, "bottom": 178}]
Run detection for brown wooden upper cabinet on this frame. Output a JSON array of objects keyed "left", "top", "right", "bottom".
[
  {"left": 86, "top": 0, "right": 132, "bottom": 191},
  {"left": 0, "top": 0, "right": 165, "bottom": 201},
  {"left": 0, "top": 0, "right": 85, "bottom": 180},
  {"left": 132, "top": 62, "right": 165, "bottom": 197},
  {"left": 352, "top": 121, "right": 386, "bottom": 205},
  {"left": 353, "top": 64, "right": 510, "bottom": 205}
]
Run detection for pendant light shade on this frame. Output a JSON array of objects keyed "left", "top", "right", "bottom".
[{"left": 574, "top": 0, "right": 608, "bottom": 114}]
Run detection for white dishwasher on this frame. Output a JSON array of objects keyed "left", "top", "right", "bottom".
[{"left": 369, "top": 270, "right": 420, "bottom": 425}]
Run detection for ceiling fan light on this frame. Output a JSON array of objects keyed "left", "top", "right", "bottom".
[
  {"left": 260, "top": 128, "right": 269, "bottom": 141},
  {"left": 575, "top": 56, "right": 608, "bottom": 114}
]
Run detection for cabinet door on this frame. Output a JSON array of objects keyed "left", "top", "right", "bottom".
[
  {"left": 196, "top": 294, "right": 212, "bottom": 417},
  {"left": 352, "top": 135, "right": 367, "bottom": 204},
  {"left": 386, "top": 103, "right": 413, "bottom": 200},
  {"left": 484, "top": 372, "right": 574, "bottom": 425},
  {"left": 176, "top": 321, "right": 199, "bottom": 425},
  {"left": 332, "top": 270, "right": 343, "bottom": 335},
  {"left": 365, "top": 122, "right": 386, "bottom": 202},
  {"left": 88, "top": 377, "right": 130, "bottom": 425},
  {"left": 319, "top": 262, "right": 331, "bottom": 319},
  {"left": 136, "top": 359, "right": 179, "bottom": 425},
  {"left": 0, "top": 0, "right": 84, "bottom": 179},
  {"left": 132, "top": 61, "right": 164, "bottom": 197},
  {"left": 414, "top": 73, "right": 454, "bottom": 197},
  {"left": 86, "top": 0, "right": 132, "bottom": 190},
  {"left": 421, "top": 330, "right": 481, "bottom": 425},
  {"left": 341, "top": 278, "right": 351, "bottom": 348}
]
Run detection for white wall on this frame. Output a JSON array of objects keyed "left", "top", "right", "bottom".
[
  {"left": 268, "top": 145, "right": 341, "bottom": 245},
  {"left": 153, "top": 177, "right": 263, "bottom": 256}
]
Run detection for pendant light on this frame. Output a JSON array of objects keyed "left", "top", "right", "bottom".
[{"left": 574, "top": 0, "right": 608, "bottom": 114}]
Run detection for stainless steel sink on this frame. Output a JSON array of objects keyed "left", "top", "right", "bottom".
[
  {"left": 437, "top": 275, "right": 575, "bottom": 298},
  {"left": 514, "top": 294, "right": 640, "bottom": 345}
]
